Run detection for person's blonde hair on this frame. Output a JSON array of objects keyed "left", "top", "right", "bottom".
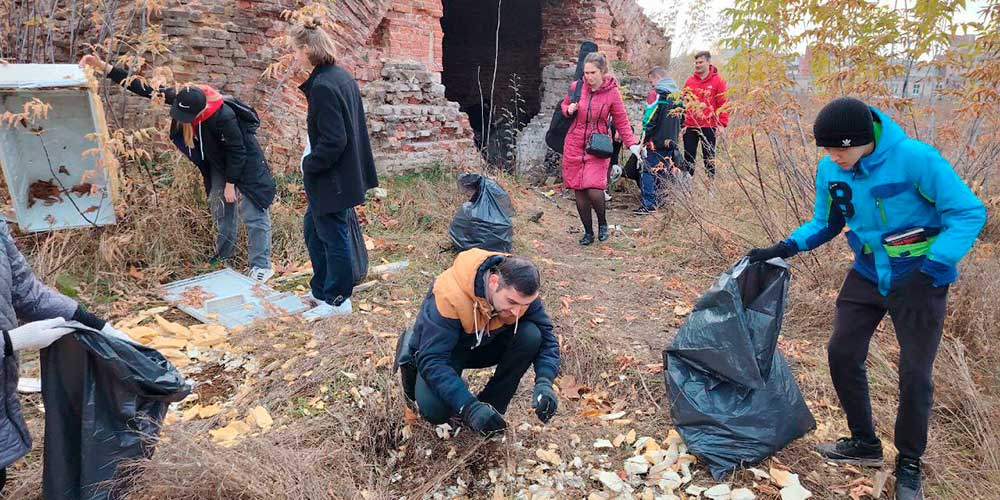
[
  {"left": 289, "top": 19, "right": 338, "bottom": 66},
  {"left": 584, "top": 52, "right": 610, "bottom": 75}
]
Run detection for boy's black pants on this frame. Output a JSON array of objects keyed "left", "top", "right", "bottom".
[{"left": 829, "top": 269, "right": 948, "bottom": 460}]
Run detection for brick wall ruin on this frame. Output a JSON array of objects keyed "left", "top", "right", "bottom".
[{"left": 86, "top": 0, "right": 671, "bottom": 178}]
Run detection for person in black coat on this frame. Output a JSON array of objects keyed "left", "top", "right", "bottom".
[
  {"left": 79, "top": 54, "right": 277, "bottom": 282},
  {"left": 289, "top": 20, "right": 379, "bottom": 320}
]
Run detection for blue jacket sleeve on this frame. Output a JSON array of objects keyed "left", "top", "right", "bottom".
[
  {"left": 523, "top": 298, "right": 559, "bottom": 382},
  {"left": 413, "top": 295, "right": 477, "bottom": 412},
  {"left": 909, "top": 144, "right": 987, "bottom": 284},
  {"left": 786, "top": 164, "right": 845, "bottom": 252}
]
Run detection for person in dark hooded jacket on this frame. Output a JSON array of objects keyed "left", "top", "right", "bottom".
[
  {"left": 635, "top": 67, "right": 685, "bottom": 214},
  {"left": 78, "top": 54, "right": 277, "bottom": 283},
  {"left": 394, "top": 250, "right": 560, "bottom": 436}
]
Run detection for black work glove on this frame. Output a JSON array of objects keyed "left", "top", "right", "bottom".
[
  {"left": 532, "top": 378, "right": 558, "bottom": 423},
  {"left": 460, "top": 401, "right": 507, "bottom": 437},
  {"left": 746, "top": 241, "right": 794, "bottom": 263}
]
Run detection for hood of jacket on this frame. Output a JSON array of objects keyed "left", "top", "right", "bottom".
[
  {"left": 852, "top": 106, "right": 908, "bottom": 176},
  {"left": 655, "top": 77, "right": 679, "bottom": 94}
]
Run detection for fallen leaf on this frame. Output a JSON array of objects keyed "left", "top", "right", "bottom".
[
  {"left": 599, "top": 411, "right": 627, "bottom": 421},
  {"left": 597, "top": 470, "right": 626, "bottom": 493},
  {"left": 770, "top": 467, "right": 798, "bottom": 488},
  {"left": 593, "top": 439, "right": 614, "bottom": 449},
  {"left": 246, "top": 405, "right": 273, "bottom": 430},
  {"left": 535, "top": 448, "right": 562, "bottom": 466},
  {"left": 704, "top": 484, "right": 731, "bottom": 499},
  {"left": 780, "top": 483, "right": 813, "bottom": 500},
  {"left": 557, "top": 375, "right": 588, "bottom": 400},
  {"left": 624, "top": 455, "right": 649, "bottom": 476},
  {"left": 613, "top": 434, "right": 627, "bottom": 447},
  {"left": 198, "top": 404, "right": 221, "bottom": 419},
  {"left": 182, "top": 405, "right": 201, "bottom": 422}
]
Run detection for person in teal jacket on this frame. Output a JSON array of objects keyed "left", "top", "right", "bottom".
[{"left": 747, "top": 97, "right": 986, "bottom": 500}]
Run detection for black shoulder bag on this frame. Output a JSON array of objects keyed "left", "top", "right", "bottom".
[{"left": 585, "top": 104, "right": 615, "bottom": 158}]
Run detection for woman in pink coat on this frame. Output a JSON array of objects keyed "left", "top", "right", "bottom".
[{"left": 561, "top": 52, "right": 643, "bottom": 245}]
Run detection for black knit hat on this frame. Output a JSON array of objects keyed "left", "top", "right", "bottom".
[{"left": 813, "top": 97, "right": 875, "bottom": 148}]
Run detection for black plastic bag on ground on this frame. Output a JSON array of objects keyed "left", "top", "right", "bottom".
[
  {"left": 41, "top": 327, "right": 191, "bottom": 500},
  {"left": 663, "top": 258, "right": 815, "bottom": 480},
  {"left": 348, "top": 207, "right": 369, "bottom": 285},
  {"left": 448, "top": 173, "right": 513, "bottom": 252}
]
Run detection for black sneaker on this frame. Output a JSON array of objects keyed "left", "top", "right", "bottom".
[
  {"left": 579, "top": 233, "right": 595, "bottom": 246},
  {"left": 815, "top": 437, "right": 884, "bottom": 466},
  {"left": 598, "top": 225, "right": 609, "bottom": 241},
  {"left": 633, "top": 206, "right": 657, "bottom": 215},
  {"left": 895, "top": 457, "right": 923, "bottom": 500}
]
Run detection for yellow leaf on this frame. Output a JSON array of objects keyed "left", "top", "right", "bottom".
[
  {"left": 182, "top": 405, "right": 201, "bottom": 422},
  {"left": 247, "top": 405, "right": 273, "bottom": 430},
  {"left": 198, "top": 404, "right": 221, "bottom": 419},
  {"left": 535, "top": 448, "right": 562, "bottom": 466},
  {"left": 147, "top": 337, "right": 188, "bottom": 350},
  {"left": 154, "top": 315, "right": 192, "bottom": 339}
]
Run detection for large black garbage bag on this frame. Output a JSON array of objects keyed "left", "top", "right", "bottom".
[
  {"left": 41, "top": 327, "right": 191, "bottom": 500},
  {"left": 664, "top": 258, "right": 815, "bottom": 480},
  {"left": 448, "top": 173, "right": 514, "bottom": 252},
  {"left": 348, "top": 207, "right": 370, "bottom": 285}
]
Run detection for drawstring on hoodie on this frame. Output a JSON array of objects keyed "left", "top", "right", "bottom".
[
  {"left": 472, "top": 300, "right": 520, "bottom": 349},
  {"left": 198, "top": 122, "right": 205, "bottom": 161}
]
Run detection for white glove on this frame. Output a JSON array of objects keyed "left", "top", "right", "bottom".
[
  {"left": 101, "top": 323, "right": 135, "bottom": 344},
  {"left": 629, "top": 144, "right": 644, "bottom": 159},
  {"left": 8, "top": 317, "right": 74, "bottom": 352}
]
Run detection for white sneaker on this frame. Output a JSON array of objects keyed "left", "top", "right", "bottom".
[
  {"left": 604, "top": 190, "right": 612, "bottom": 202},
  {"left": 249, "top": 267, "right": 275, "bottom": 283},
  {"left": 303, "top": 299, "right": 352, "bottom": 321}
]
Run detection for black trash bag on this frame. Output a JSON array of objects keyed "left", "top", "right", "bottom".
[
  {"left": 348, "top": 207, "right": 369, "bottom": 285},
  {"left": 41, "top": 327, "right": 191, "bottom": 500},
  {"left": 664, "top": 258, "right": 815, "bottom": 480},
  {"left": 544, "top": 41, "right": 597, "bottom": 153},
  {"left": 448, "top": 173, "right": 513, "bottom": 252}
]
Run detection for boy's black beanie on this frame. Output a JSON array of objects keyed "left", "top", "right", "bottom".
[{"left": 813, "top": 97, "right": 875, "bottom": 148}]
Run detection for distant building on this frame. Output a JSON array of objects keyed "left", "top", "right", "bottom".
[{"left": 789, "top": 35, "right": 978, "bottom": 101}]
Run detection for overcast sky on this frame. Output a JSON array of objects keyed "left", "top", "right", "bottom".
[{"left": 637, "top": 0, "right": 989, "bottom": 57}]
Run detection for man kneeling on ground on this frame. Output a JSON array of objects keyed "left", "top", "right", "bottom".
[{"left": 395, "top": 249, "right": 560, "bottom": 436}]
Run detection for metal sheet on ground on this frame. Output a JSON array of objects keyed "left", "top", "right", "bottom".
[{"left": 161, "top": 269, "right": 310, "bottom": 329}]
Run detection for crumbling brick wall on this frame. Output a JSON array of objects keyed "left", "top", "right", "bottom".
[{"left": 39, "top": 0, "right": 668, "bottom": 177}]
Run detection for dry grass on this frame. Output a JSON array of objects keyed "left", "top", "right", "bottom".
[{"left": 3, "top": 137, "right": 996, "bottom": 499}]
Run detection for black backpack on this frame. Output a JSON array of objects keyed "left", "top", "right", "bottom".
[
  {"left": 544, "top": 79, "right": 584, "bottom": 153},
  {"left": 222, "top": 95, "right": 261, "bottom": 134}
]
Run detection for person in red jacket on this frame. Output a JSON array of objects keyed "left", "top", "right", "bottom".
[
  {"left": 682, "top": 51, "right": 729, "bottom": 178},
  {"left": 561, "top": 52, "right": 642, "bottom": 245}
]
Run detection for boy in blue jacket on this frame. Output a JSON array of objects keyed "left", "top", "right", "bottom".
[{"left": 748, "top": 97, "right": 986, "bottom": 500}]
